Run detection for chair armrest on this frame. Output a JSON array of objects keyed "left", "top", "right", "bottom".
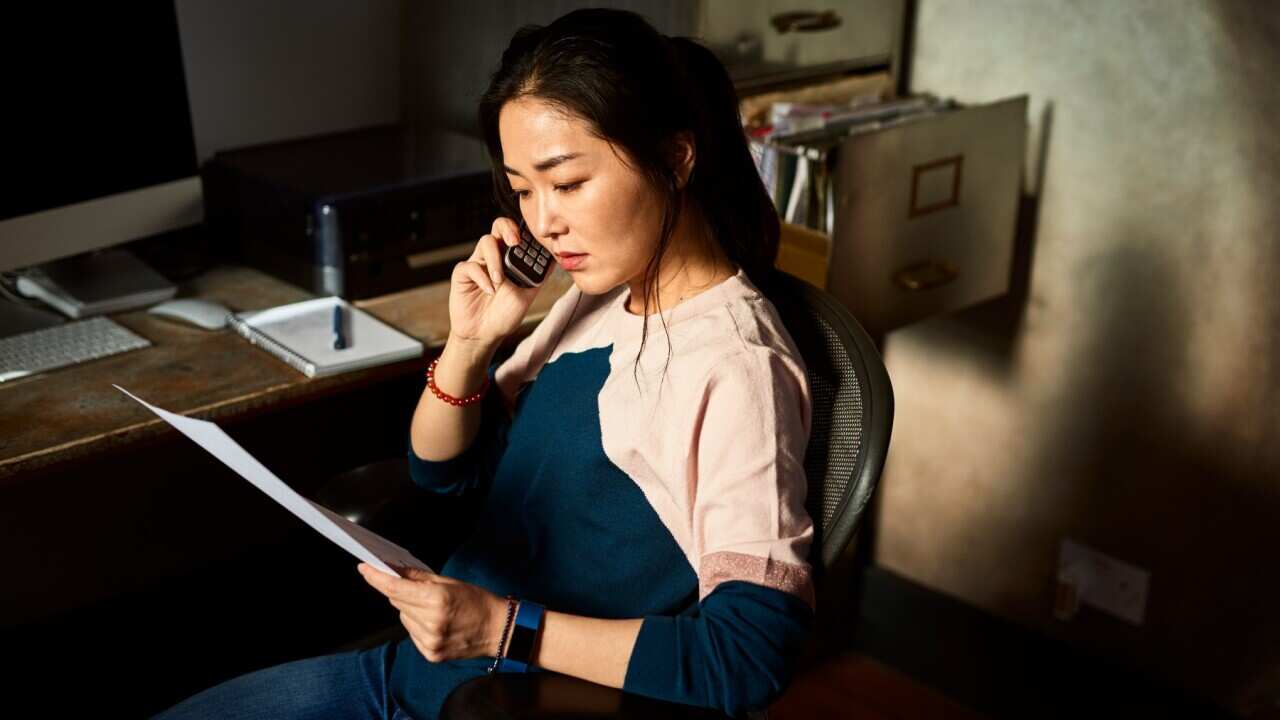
[
  {"left": 441, "top": 673, "right": 732, "bottom": 720},
  {"left": 313, "top": 457, "right": 419, "bottom": 530},
  {"left": 312, "top": 457, "right": 484, "bottom": 571}
]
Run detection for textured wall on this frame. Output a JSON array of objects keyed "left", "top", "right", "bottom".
[{"left": 878, "top": 0, "right": 1280, "bottom": 712}]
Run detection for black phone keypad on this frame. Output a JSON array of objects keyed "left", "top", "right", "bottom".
[{"left": 503, "top": 225, "right": 553, "bottom": 288}]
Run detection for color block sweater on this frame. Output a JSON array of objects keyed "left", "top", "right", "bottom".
[{"left": 390, "top": 268, "right": 815, "bottom": 719}]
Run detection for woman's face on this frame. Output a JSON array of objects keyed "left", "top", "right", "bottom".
[{"left": 499, "top": 97, "right": 666, "bottom": 296}]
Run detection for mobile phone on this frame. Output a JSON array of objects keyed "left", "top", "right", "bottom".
[{"left": 501, "top": 223, "right": 553, "bottom": 288}]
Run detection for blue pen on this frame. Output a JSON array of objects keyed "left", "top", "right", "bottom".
[{"left": 332, "top": 304, "right": 347, "bottom": 350}]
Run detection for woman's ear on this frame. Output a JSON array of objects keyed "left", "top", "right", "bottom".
[{"left": 668, "top": 131, "right": 696, "bottom": 189}]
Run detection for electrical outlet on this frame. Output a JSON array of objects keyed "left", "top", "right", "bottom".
[{"left": 1057, "top": 538, "right": 1150, "bottom": 625}]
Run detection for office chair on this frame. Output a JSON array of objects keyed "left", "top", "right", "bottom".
[{"left": 316, "top": 267, "right": 895, "bottom": 719}]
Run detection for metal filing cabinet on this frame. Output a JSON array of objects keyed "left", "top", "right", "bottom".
[
  {"left": 821, "top": 96, "right": 1028, "bottom": 336},
  {"left": 698, "top": 0, "right": 1028, "bottom": 337}
]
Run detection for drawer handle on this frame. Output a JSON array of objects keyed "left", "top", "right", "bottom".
[
  {"left": 770, "top": 10, "right": 842, "bottom": 33},
  {"left": 893, "top": 260, "right": 958, "bottom": 291}
]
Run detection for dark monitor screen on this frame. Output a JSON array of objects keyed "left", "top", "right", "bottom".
[{"left": 1, "top": 2, "right": 198, "bottom": 222}]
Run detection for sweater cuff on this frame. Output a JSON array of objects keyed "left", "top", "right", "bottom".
[{"left": 621, "top": 580, "right": 813, "bottom": 717}]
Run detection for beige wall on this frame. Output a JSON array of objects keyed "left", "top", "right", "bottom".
[{"left": 876, "top": 0, "right": 1280, "bottom": 713}]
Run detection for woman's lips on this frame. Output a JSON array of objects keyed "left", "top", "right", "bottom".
[{"left": 557, "top": 253, "right": 587, "bottom": 270}]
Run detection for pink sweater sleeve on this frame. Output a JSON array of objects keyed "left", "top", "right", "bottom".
[{"left": 690, "top": 346, "right": 816, "bottom": 608}]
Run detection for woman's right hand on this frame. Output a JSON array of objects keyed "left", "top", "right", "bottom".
[{"left": 447, "top": 217, "right": 542, "bottom": 350}]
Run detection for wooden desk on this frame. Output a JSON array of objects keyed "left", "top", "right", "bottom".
[
  {"left": 0, "top": 264, "right": 573, "bottom": 482},
  {"left": 0, "top": 264, "right": 572, "bottom": 628}
]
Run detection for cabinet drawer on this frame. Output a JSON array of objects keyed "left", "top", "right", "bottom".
[{"left": 825, "top": 95, "right": 1028, "bottom": 336}]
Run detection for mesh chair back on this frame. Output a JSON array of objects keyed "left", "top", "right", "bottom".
[{"left": 764, "top": 269, "right": 894, "bottom": 574}]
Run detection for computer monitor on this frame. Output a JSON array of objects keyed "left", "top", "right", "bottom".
[{"left": 0, "top": 3, "right": 203, "bottom": 274}]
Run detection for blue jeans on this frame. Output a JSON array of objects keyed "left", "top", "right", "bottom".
[{"left": 153, "top": 642, "right": 415, "bottom": 720}]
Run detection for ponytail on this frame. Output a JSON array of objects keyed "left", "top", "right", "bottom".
[{"left": 668, "top": 35, "right": 780, "bottom": 293}]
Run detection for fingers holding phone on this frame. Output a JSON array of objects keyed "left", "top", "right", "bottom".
[
  {"left": 447, "top": 218, "right": 541, "bottom": 347},
  {"left": 500, "top": 220, "right": 554, "bottom": 289}
]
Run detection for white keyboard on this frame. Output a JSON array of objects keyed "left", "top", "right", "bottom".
[{"left": 0, "top": 316, "right": 151, "bottom": 382}]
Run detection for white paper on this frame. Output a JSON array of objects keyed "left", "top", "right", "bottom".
[{"left": 115, "top": 385, "right": 432, "bottom": 578}]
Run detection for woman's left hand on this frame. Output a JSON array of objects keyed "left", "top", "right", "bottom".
[{"left": 357, "top": 563, "right": 507, "bottom": 663}]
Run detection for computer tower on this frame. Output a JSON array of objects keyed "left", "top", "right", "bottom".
[{"left": 201, "top": 125, "right": 499, "bottom": 300}]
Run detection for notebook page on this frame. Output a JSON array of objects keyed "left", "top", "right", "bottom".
[{"left": 238, "top": 297, "right": 422, "bottom": 375}]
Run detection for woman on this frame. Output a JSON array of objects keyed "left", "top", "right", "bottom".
[{"left": 156, "top": 8, "right": 814, "bottom": 720}]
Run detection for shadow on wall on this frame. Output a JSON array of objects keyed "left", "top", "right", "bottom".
[
  {"left": 1203, "top": 2, "right": 1280, "bottom": 714},
  {"left": 1021, "top": 220, "right": 1280, "bottom": 714},
  {"left": 882, "top": 59, "right": 1279, "bottom": 715},
  {"left": 876, "top": 1, "right": 1280, "bottom": 715}
]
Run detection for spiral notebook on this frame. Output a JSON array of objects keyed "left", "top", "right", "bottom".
[{"left": 229, "top": 296, "right": 423, "bottom": 378}]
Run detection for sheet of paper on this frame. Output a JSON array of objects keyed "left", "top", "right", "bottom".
[{"left": 115, "top": 385, "right": 432, "bottom": 578}]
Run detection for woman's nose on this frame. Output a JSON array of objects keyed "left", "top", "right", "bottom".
[{"left": 528, "top": 199, "right": 561, "bottom": 242}]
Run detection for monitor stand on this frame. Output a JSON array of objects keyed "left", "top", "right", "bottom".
[{"left": 12, "top": 249, "right": 176, "bottom": 320}]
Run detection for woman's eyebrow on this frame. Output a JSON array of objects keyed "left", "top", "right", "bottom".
[{"left": 504, "top": 152, "right": 583, "bottom": 178}]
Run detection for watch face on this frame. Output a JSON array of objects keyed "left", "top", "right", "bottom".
[
  {"left": 505, "top": 601, "right": 544, "bottom": 668},
  {"left": 505, "top": 624, "right": 535, "bottom": 667}
]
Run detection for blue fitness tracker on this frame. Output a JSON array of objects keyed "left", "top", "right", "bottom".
[{"left": 499, "top": 600, "right": 545, "bottom": 672}]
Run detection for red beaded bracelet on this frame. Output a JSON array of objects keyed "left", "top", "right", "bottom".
[{"left": 425, "top": 356, "right": 489, "bottom": 406}]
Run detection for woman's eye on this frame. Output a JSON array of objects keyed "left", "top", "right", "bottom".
[{"left": 511, "top": 182, "right": 581, "bottom": 201}]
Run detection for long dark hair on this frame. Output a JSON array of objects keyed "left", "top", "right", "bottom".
[{"left": 478, "top": 8, "right": 779, "bottom": 383}]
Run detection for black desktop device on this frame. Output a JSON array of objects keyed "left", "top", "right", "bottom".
[{"left": 201, "top": 125, "right": 500, "bottom": 300}]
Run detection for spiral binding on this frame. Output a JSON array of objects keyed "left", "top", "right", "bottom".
[{"left": 227, "top": 314, "right": 317, "bottom": 377}]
